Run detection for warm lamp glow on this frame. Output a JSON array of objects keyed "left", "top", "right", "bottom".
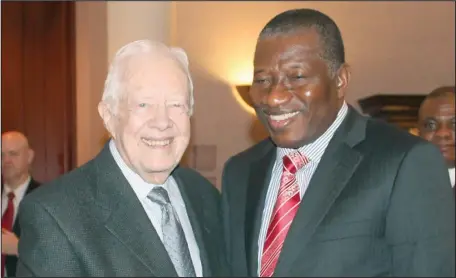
[
  {"left": 228, "top": 66, "right": 255, "bottom": 115},
  {"left": 233, "top": 85, "right": 256, "bottom": 115},
  {"left": 231, "top": 70, "right": 253, "bottom": 85}
]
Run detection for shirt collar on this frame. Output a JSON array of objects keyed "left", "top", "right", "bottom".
[
  {"left": 3, "top": 176, "right": 31, "bottom": 200},
  {"left": 277, "top": 101, "right": 349, "bottom": 163},
  {"left": 109, "top": 139, "right": 170, "bottom": 200},
  {"left": 449, "top": 167, "right": 455, "bottom": 187}
]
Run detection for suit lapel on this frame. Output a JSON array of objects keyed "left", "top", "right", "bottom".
[
  {"left": 245, "top": 141, "right": 276, "bottom": 276},
  {"left": 94, "top": 144, "right": 178, "bottom": 277},
  {"left": 13, "top": 179, "right": 40, "bottom": 235},
  {"left": 273, "top": 108, "right": 366, "bottom": 276},
  {"left": 172, "top": 168, "right": 211, "bottom": 276}
]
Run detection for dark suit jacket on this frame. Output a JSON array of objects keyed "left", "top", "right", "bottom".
[
  {"left": 222, "top": 106, "right": 455, "bottom": 277},
  {"left": 1, "top": 178, "right": 40, "bottom": 277},
  {"left": 16, "top": 143, "right": 228, "bottom": 277}
]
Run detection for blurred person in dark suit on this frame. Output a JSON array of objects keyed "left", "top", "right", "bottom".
[
  {"left": 1, "top": 131, "right": 40, "bottom": 277},
  {"left": 418, "top": 86, "right": 455, "bottom": 189}
]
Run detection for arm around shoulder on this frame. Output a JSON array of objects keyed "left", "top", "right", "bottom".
[
  {"left": 386, "top": 142, "right": 455, "bottom": 277},
  {"left": 16, "top": 197, "right": 83, "bottom": 277}
]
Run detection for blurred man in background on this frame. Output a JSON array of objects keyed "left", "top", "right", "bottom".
[
  {"left": 1, "top": 131, "right": 40, "bottom": 277},
  {"left": 418, "top": 86, "right": 455, "bottom": 189}
]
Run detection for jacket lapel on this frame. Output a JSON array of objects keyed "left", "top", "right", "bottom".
[
  {"left": 13, "top": 178, "right": 40, "bottom": 235},
  {"left": 172, "top": 168, "right": 212, "bottom": 276},
  {"left": 94, "top": 143, "right": 178, "bottom": 277},
  {"left": 245, "top": 141, "right": 276, "bottom": 276},
  {"left": 273, "top": 108, "right": 366, "bottom": 276}
]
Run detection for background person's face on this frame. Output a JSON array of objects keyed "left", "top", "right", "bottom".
[
  {"left": 250, "top": 29, "right": 348, "bottom": 148},
  {"left": 419, "top": 94, "right": 455, "bottom": 167},
  {"left": 1, "top": 134, "right": 33, "bottom": 184},
  {"left": 106, "top": 54, "right": 191, "bottom": 184}
]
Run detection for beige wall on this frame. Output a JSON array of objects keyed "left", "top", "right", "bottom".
[
  {"left": 75, "top": 2, "right": 108, "bottom": 166},
  {"left": 75, "top": 1, "right": 455, "bottom": 188},
  {"left": 107, "top": 2, "right": 173, "bottom": 62}
]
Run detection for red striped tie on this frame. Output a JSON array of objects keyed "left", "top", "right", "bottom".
[
  {"left": 2, "top": 192, "right": 15, "bottom": 278},
  {"left": 260, "top": 151, "right": 309, "bottom": 277}
]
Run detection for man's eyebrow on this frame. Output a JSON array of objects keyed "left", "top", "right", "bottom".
[
  {"left": 254, "top": 69, "right": 265, "bottom": 75},
  {"left": 423, "top": 117, "right": 437, "bottom": 121}
]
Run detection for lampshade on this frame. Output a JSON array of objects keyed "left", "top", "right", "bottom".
[{"left": 235, "top": 85, "right": 253, "bottom": 108}]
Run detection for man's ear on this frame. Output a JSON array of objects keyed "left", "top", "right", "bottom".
[
  {"left": 98, "top": 101, "right": 117, "bottom": 139},
  {"left": 27, "top": 149, "right": 35, "bottom": 165},
  {"left": 335, "top": 63, "right": 351, "bottom": 99}
]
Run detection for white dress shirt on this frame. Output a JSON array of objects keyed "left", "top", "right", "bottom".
[
  {"left": 1, "top": 176, "right": 31, "bottom": 226},
  {"left": 109, "top": 140, "right": 202, "bottom": 277},
  {"left": 257, "top": 102, "right": 349, "bottom": 275},
  {"left": 449, "top": 168, "right": 455, "bottom": 188}
]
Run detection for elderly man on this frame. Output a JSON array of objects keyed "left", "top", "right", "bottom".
[
  {"left": 16, "top": 40, "right": 227, "bottom": 277},
  {"left": 222, "top": 9, "right": 455, "bottom": 277},
  {"left": 1, "top": 131, "right": 40, "bottom": 277},
  {"left": 418, "top": 86, "right": 455, "bottom": 188}
]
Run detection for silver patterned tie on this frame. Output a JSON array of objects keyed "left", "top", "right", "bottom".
[{"left": 147, "top": 186, "right": 196, "bottom": 277}]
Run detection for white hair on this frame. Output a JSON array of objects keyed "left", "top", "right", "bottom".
[{"left": 101, "top": 39, "right": 194, "bottom": 115}]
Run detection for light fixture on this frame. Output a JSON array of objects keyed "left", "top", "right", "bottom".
[
  {"left": 235, "top": 85, "right": 253, "bottom": 107},
  {"left": 234, "top": 85, "right": 255, "bottom": 115}
]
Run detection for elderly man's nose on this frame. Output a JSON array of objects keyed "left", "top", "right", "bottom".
[{"left": 148, "top": 106, "right": 172, "bottom": 130}]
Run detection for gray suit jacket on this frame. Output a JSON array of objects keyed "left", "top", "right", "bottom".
[
  {"left": 16, "top": 144, "right": 228, "bottom": 277},
  {"left": 222, "top": 106, "right": 455, "bottom": 277}
]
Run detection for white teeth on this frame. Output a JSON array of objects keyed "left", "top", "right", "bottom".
[
  {"left": 141, "top": 138, "right": 172, "bottom": 147},
  {"left": 269, "top": 111, "right": 299, "bottom": 121}
]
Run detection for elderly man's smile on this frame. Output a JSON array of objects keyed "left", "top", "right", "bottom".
[{"left": 141, "top": 137, "right": 173, "bottom": 148}]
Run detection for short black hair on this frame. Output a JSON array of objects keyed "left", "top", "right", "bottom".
[
  {"left": 419, "top": 85, "right": 455, "bottom": 116},
  {"left": 427, "top": 85, "right": 455, "bottom": 99},
  {"left": 258, "top": 9, "right": 345, "bottom": 77}
]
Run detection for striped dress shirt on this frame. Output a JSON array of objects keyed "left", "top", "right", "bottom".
[{"left": 257, "top": 102, "right": 349, "bottom": 275}]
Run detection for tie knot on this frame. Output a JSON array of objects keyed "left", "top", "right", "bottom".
[
  {"left": 7, "top": 192, "right": 15, "bottom": 201},
  {"left": 283, "top": 151, "right": 309, "bottom": 174},
  {"left": 147, "top": 186, "right": 171, "bottom": 206}
]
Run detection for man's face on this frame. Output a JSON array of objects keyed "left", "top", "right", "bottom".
[
  {"left": 1, "top": 136, "right": 32, "bottom": 183},
  {"left": 418, "top": 94, "right": 455, "bottom": 167},
  {"left": 250, "top": 28, "right": 349, "bottom": 149},
  {"left": 101, "top": 54, "right": 191, "bottom": 184}
]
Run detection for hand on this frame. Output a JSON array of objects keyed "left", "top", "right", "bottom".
[{"left": 1, "top": 228, "right": 19, "bottom": 256}]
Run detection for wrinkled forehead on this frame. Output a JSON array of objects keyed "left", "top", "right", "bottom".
[{"left": 120, "top": 53, "right": 188, "bottom": 94}]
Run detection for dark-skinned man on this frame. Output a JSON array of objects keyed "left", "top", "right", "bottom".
[
  {"left": 222, "top": 8, "right": 455, "bottom": 277},
  {"left": 418, "top": 86, "right": 455, "bottom": 189}
]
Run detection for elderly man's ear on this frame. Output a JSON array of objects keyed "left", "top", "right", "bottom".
[{"left": 98, "top": 102, "right": 117, "bottom": 139}]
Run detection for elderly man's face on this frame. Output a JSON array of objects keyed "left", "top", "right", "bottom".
[{"left": 104, "top": 54, "right": 191, "bottom": 184}]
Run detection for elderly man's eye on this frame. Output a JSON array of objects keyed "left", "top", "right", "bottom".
[
  {"left": 138, "top": 103, "right": 147, "bottom": 108},
  {"left": 168, "top": 102, "right": 184, "bottom": 108}
]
